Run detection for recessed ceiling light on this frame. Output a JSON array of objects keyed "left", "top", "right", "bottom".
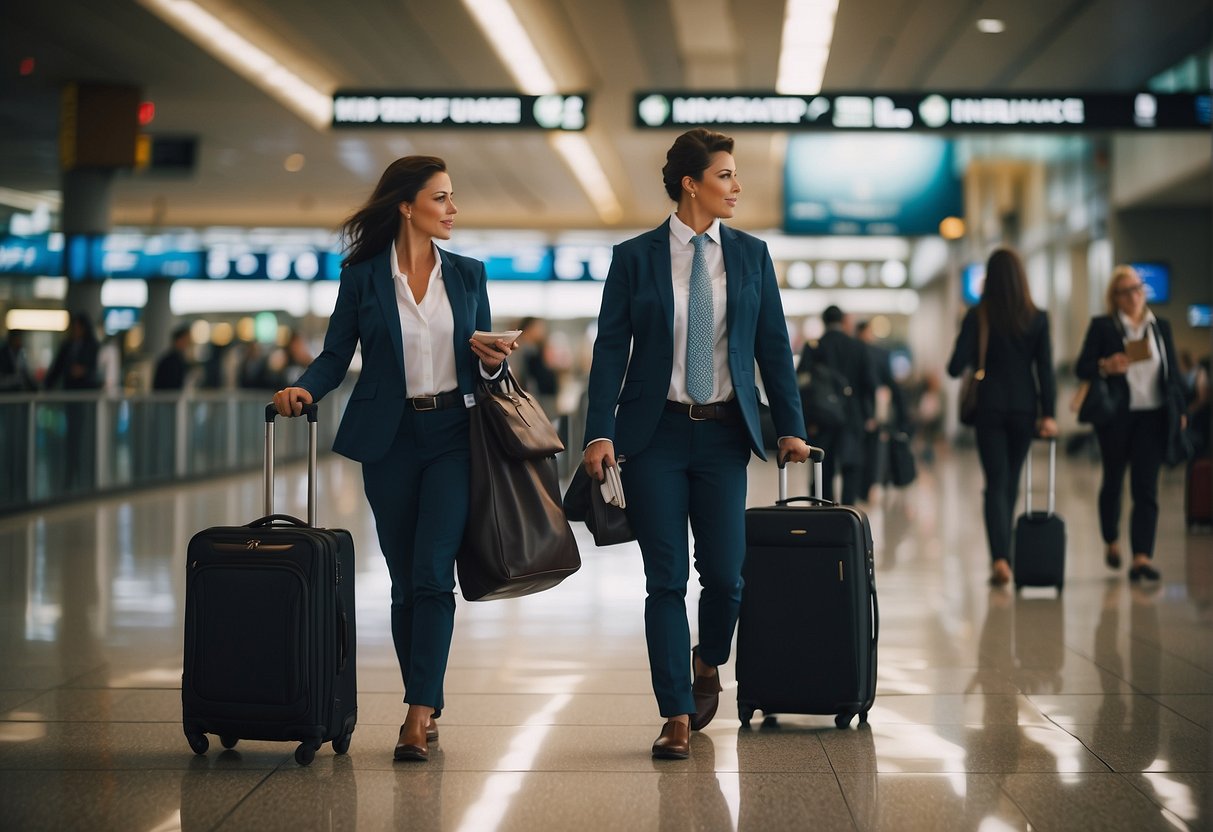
[
  {"left": 284, "top": 153, "right": 305, "bottom": 172},
  {"left": 976, "top": 19, "right": 1005, "bottom": 34}
]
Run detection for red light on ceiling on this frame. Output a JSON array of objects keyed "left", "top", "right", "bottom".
[
  {"left": 138, "top": 101, "right": 156, "bottom": 126},
  {"left": 19, "top": 58, "right": 35, "bottom": 76}
]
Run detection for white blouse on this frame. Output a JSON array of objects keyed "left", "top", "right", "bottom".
[{"left": 390, "top": 243, "right": 458, "bottom": 397}]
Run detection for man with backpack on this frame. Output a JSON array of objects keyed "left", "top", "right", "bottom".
[{"left": 798, "top": 305, "right": 877, "bottom": 504}]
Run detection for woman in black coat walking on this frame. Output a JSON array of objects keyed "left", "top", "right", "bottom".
[
  {"left": 1075, "top": 265, "right": 1186, "bottom": 582},
  {"left": 948, "top": 249, "right": 1058, "bottom": 586}
]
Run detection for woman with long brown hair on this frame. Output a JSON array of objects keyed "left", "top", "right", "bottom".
[
  {"left": 948, "top": 248, "right": 1058, "bottom": 586},
  {"left": 273, "top": 156, "right": 514, "bottom": 761}
]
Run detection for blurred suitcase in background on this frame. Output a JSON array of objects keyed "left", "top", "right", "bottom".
[
  {"left": 737, "top": 448, "right": 878, "bottom": 729},
  {"left": 1014, "top": 438, "right": 1065, "bottom": 592},
  {"left": 1187, "top": 457, "right": 1212, "bottom": 528},
  {"left": 182, "top": 404, "right": 357, "bottom": 766}
]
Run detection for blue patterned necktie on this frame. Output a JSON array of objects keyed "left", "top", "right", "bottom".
[{"left": 686, "top": 233, "right": 714, "bottom": 404}]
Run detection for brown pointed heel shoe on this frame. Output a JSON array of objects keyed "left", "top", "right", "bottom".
[
  {"left": 394, "top": 722, "right": 429, "bottom": 762},
  {"left": 689, "top": 646, "right": 722, "bottom": 731},
  {"left": 652, "top": 719, "right": 690, "bottom": 760}
]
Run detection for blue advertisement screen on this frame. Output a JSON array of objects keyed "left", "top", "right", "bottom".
[
  {"left": 962, "top": 262, "right": 985, "bottom": 305},
  {"left": 0, "top": 234, "right": 64, "bottom": 276},
  {"left": 784, "top": 135, "right": 963, "bottom": 236},
  {"left": 1131, "top": 262, "right": 1170, "bottom": 304}
]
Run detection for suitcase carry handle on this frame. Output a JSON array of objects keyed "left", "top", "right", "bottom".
[
  {"left": 776, "top": 496, "right": 832, "bottom": 507},
  {"left": 263, "top": 403, "right": 320, "bottom": 527},
  {"left": 776, "top": 445, "right": 826, "bottom": 503},
  {"left": 246, "top": 513, "right": 310, "bottom": 528},
  {"left": 1023, "top": 437, "right": 1057, "bottom": 517}
]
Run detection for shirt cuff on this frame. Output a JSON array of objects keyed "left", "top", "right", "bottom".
[{"left": 585, "top": 438, "right": 613, "bottom": 448}]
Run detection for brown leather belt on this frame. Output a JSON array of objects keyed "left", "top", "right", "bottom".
[
  {"left": 408, "top": 390, "right": 463, "bottom": 411},
  {"left": 664, "top": 399, "right": 741, "bottom": 424}
]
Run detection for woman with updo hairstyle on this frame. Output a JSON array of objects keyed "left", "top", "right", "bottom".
[
  {"left": 273, "top": 156, "right": 516, "bottom": 762},
  {"left": 582, "top": 128, "right": 810, "bottom": 760}
]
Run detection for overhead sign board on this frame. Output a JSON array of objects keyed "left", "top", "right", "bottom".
[
  {"left": 333, "top": 91, "right": 588, "bottom": 130},
  {"left": 634, "top": 91, "right": 1211, "bottom": 131}
]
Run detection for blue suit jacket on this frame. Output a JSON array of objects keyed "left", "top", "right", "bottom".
[
  {"left": 294, "top": 245, "right": 493, "bottom": 464},
  {"left": 585, "top": 220, "right": 806, "bottom": 459}
]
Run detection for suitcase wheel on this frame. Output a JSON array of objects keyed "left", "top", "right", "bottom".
[
  {"left": 294, "top": 742, "right": 317, "bottom": 766},
  {"left": 220, "top": 735, "right": 239, "bottom": 750},
  {"left": 333, "top": 732, "right": 352, "bottom": 755},
  {"left": 738, "top": 704, "right": 755, "bottom": 728},
  {"left": 858, "top": 711, "right": 869, "bottom": 725},
  {"left": 186, "top": 732, "right": 209, "bottom": 755},
  {"left": 835, "top": 712, "right": 854, "bottom": 729}
]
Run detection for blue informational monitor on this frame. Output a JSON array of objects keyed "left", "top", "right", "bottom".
[
  {"left": 962, "top": 262, "right": 985, "bottom": 306},
  {"left": 1189, "top": 304, "right": 1212, "bottom": 328},
  {"left": 1131, "top": 262, "right": 1170, "bottom": 303}
]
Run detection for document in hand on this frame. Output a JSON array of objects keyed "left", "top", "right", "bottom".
[{"left": 600, "top": 464, "right": 626, "bottom": 509}]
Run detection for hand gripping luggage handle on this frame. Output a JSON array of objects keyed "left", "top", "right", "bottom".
[
  {"left": 1023, "top": 437, "right": 1057, "bottom": 517},
  {"left": 777, "top": 446, "right": 825, "bottom": 503},
  {"left": 264, "top": 403, "right": 319, "bottom": 527}
]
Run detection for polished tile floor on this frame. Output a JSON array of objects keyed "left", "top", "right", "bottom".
[{"left": 1, "top": 444, "right": 1210, "bottom": 831}]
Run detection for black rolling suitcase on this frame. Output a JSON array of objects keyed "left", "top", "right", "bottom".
[
  {"left": 737, "top": 448, "right": 878, "bottom": 729},
  {"left": 182, "top": 403, "right": 357, "bottom": 766},
  {"left": 1013, "top": 438, "right": 1065, "bottom": 592}
]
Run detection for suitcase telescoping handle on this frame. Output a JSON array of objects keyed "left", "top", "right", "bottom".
[
  {"left": 1023, "top": 436, "right": 1057, "bottom": 517},
  {"left": 264, "top": 402, "right": 319, "bottom": 527},
  {"left": 777, "top": 445, "right": 826, "bottom": 503}
]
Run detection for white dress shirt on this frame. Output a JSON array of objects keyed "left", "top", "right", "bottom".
[
  {"left": 391, "top": 243, "right": 458, "bottom": 397},
  {"left": 1118, "top": 309, "right": 1164, "bottom": 411},
  {"left": 667, "top": 212, "right": 732, "bottom": 404}
]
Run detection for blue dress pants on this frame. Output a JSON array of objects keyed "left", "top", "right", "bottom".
[
  {"left": 622, "top": 410, "right": 752, "bottom": 717},
  {"left": 361, "top": 405, "right": 470, "bottom": 717}
]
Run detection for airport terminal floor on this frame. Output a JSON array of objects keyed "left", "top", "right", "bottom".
[{"left": 1, "top": 445, "right": 1210, "bottom": 831}]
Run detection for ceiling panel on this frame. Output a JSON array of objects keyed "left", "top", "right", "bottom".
[{"left": 0, "top": 0, "right": 1208, "bottom": 230}]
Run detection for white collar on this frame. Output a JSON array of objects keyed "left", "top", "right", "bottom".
[
  {"left": 669, "top": 211, "right": 721, "bottom": 247},
  {"left": 1117, "top": 308, "right": 1155, "bottom": 332}
]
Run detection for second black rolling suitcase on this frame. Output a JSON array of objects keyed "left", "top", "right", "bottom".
[
  {"left": 1013, "top": 438, "right": 1065, "bottom": 592},
  {"left": 182, "top": 404, "right": 357, "bottom": 766},
  {"left": 737, "top": 448, "right": 878, "bottom": 729}
]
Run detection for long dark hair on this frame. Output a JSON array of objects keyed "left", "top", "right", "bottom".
[
  {"left": 979, "top": 248, "right": 1037, "bottom": 337},
  {"left": 661, "top": 128, "right": 734, "bottom": 201},
  {"left": 340, "top": 156, "right": 447, "bottom": 268}
]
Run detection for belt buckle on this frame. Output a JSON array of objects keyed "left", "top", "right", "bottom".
[
  {"left": 413, "top": 395, "right": 438, "bottom": 411},
  {"left": 688, "top": 404, "right": 709, "bottom": 421}
]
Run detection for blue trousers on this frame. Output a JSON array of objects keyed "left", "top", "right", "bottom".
[
  {"left": 361, "top": 405, "right": 470, "bottom": 717},
  {"left": 622, "top": 410, "right": 752, "bottom": 717}
]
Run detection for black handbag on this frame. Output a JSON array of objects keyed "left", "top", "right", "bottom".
[
  {"left": 478, "top": 369, "right": 564, "bottom": 460},
  {"left": 456, "top": 388, "right": 580, "bottom": 601},
  {"left": 1076, "top": 375, "right": 1123, "bottom": 427},
  {"left": 562, "top": 466, "right": 635, "bottom": 546},
  {"left": 798, "top": 363, "right": 849, "bottom": 430},
  {"left": 958, "top": 308, "right": 987, "bottom": 427}
]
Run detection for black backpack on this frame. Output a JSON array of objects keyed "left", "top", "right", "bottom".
[{"left": 798, "top": 361, "right": 850, "bottom": 431}]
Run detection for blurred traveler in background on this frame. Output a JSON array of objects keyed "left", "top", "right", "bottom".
[
  {"left": 857, "top": 319, "right": 909, "bottom": 498},
  {"left": 272, "top": 156, "right": 512, "bottom": 762},
  {"left": 153, "top": 324, "right": 194, "bottom": 391},
  {"left": 1076, "top": 264, "right": 1186, "bottom": 583},
  {"left": 44, "top": 312, "right": 100, "bottom": 391},
  {"left": 582, "top": 128, "right": 809, "bottom": 760},
  {"left": 948, "top": 248, "right": 1057, "bottom": 587},
  {"left": 0, "top": 330, "right": 36, "bottom": 392},
  {"left": 799, "top": 305, "right": 875, "bottom": 504},
  {"left": 513, "top": 316, "right": 558, "bottom": 392}
]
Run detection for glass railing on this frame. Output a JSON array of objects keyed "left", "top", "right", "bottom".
[{"left": 0, "top": 385, "right": 352, "bottom": 514}]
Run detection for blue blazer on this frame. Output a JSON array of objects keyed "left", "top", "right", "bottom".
[
  {"left": 585, "top": 220, "right": 806, "bottom": 459},
  {"left": 294, "top": 245, "right": 493, "bottom": 464}
]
